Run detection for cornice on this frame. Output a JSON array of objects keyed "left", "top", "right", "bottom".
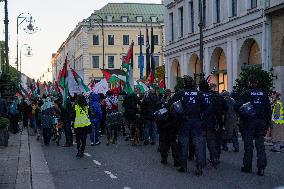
[{"left": 164, "top": 22, "right": 263, "bottom": 56}]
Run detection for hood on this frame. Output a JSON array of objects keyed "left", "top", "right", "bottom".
[{"left": 91, "top": 93, "right": 100, "bottom": 103}]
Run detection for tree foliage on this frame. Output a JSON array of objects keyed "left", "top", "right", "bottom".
[{"left": 234, "top": 65, "right": 274, "bottom": 97}]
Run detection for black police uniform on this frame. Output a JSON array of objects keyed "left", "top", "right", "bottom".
[
  {"left": 178, "top": 89, "right": 206, "bottom": 174},
  {"left": 201, "top": 91, "right": 219, "bottom": 165},
  {"left": 158, "top": 94, "right": 180, "bottom": 166},
  {"left": 238, "top": 89, "right": 271, "bottom": 174}
]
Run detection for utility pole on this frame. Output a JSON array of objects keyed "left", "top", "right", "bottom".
[
  {"left": 198, "top": 0, "right": 204, "bottom": 78},
  {"left": 4, "top": 0, "right": 9, "bottom": 73}
]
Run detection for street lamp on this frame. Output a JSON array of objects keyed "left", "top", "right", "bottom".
[
  {"left": 19, "top": 44, "right": 33, "bottom": 84},
  {"left": 16, "top": 13, "right": 38, "bottom": 85},
  {"left": 87, "top": 14, "right": 105, "bottom": 70},
  {"left": 198, "top": 0, "right": 205, "bottom": 78}
]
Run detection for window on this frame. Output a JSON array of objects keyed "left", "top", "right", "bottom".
[
  {"left": 151, "top": 16, "right": 157, "bottom": 22},
  {"left": 138, "top": 35, "right": 144, "bottom": 45},
  {"left": 232, "top": 0, "right": 237, "bottom": 16},
  {"left": 169, "top": 13, "right": 174, "bottom": 41},
  {"left": 216, "top": 0, "right": 220, "bottom": 23},
  {"left": 123, "top": 35, "right": 129, "bottom": 45},
  {"left": 122, "top": 16, "right": 128, "bottom": 23},
  {"left": 108, "top": 56, "right": 114, "bottom": 68},
  {"left": 108, "top": 35, "right": 114, "bottom": 45},
  {"left": 92, "top": 56, "right": 99, "bottom": 68},
  {"left": 179, "top": 7, "right": 184, "bottom": 37},
  {"left": 93, "top": 35, "right": 99, "bottom": 45},
  {"left": 137, "top": 16, "right": 143, "bottom": 22},
  {"left": 138, "top": 55, "right": 144, "bottom": 68},
  {"left": 251, "top": 0, "right": 257, "bottom": 9},
  {"left": 154, "top": 56, "right": 159, "bottom": 67},
  {"left": 153, "top": 35, "right": 159, "bottom": 45},
  {"left": 107, "top": 16, "right": 113, "bottom": 22},
  {"left": 189, "top": 2, "right": 194, "bottom": 33}
]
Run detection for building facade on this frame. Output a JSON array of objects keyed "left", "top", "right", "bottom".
[
  {"left": 164, "top": 0, "right": 284, "bottom": 94},
  {"left": 52, "top": 3, "right": 164, "bottom": 86},
  {"left": 265, "top": 2, "right": 284, "bottom": 98}
]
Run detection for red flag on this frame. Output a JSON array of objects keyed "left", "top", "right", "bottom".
[
  {"left": 123, "top": 42, "right": 134, "bottom": 64},
  {"left": 159, "top": 79, "right": 165, "bottom": 89},
  {"left": 54, "top": 81, "right": 59, "bottom": 93},
  {"left": 101, "top": 69, "right": 112, "bottom": 81}
]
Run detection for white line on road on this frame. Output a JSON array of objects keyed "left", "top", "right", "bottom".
[
  {"left": 123, "top": 187, "right": 131, "bottom": 189},
  {"left": 93, "top": 160, "right": 102, "bottom": 166},
  {"left": 84, "top": 153, "right": 91, "bottom": 157},
  {"left": 104, "top": 171, "right": 118, "bottom": 179}
]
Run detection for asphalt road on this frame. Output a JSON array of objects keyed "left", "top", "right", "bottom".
[{"left": 38, "top": 133, "right": 284, "bottom": 189}]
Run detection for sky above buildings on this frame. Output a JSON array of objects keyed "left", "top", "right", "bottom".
[{"left": 0, "top": 0, "right": 161, "bottom": 80}]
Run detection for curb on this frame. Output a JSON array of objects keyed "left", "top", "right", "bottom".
[
  {"left": 15, "top": 129, "right": 31, "bottom": 189},
  {"left": 15, "top": 128, "right": 56, "bottom": 189}
]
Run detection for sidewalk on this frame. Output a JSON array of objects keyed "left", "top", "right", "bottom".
[
  {"left": 0, "top": 128, "right": 55, "bottom": 189},
  {"left": 0, "top": 132, "right": 21, "bottom": 189}
]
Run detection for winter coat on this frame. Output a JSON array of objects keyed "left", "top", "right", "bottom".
[
  {"left": 89, "top": 93, "right": 102, "bottom": 124},
  {"left": 141, "top": 93, "right": 160, "bottom": 120},
  {"left": 123, "top": 94, "right": 140, "bottom": 120},
  {"left": 223, "top": 96, "right": 238, "bottom": 140},
  {"left": 41, "top": 107, "right": 54, "bottom": 129}
]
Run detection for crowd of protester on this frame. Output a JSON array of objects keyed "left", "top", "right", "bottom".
[{"left": 1, "top": 74, "right": 283, "bottom": 177}]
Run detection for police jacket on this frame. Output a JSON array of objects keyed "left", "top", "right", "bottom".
[{"left": 237, "top": 88, "right": 271, "bottom": 123}]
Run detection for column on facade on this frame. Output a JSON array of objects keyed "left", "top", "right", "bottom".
[
  {"left": 232, "top": 38, "right": 238, "bottom": 84},
  {"left": 165, "top": 58, "right": 171, "bottom": 89},
  {"left": 180, "top": 53, "right": 187, "bottom": 76},
  {"left": 204, "top": 47, "right": 210, "bottom": 77},
  {"left": 228, "top": 0, "right": 233, "bottom": 18},
  {"left": 226, "top": 39, "right": 233, "bottom": 91},
  {"left": 174, "top": 6, "right": 179, "bottom": 41}
]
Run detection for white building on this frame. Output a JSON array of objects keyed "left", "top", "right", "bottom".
[{"left": 164, "top": 0, "right": 284, "bottom": 94}]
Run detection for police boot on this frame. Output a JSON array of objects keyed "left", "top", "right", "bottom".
[
  {"left": 161, "top": 157, "right": 167, "bottom": 165},
  {"left": 76, "top": 149, "right": 80, "bottom": 158},
  {"left": 257, "top": 168, "right": 264, "bottom": 176},
  {"left": 241, "top": 167, "right": 252, "bottom": 173},
  {"left": 177, "top": 166, "right": 187, "bottom": 172},
  {"left": 195, "top": 165, "right": 203, "bottom": 176}
]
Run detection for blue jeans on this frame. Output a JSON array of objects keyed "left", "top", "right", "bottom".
[
  {"left": 143, "top": 120, "right": 157, "bottom": 143},
  {"left": 179, "top": 119, "right": 206, "bottom": 168},
  {"left": 90, "top": 121, "right": 100, "bottom": 143},
  {"left": 31, "top": 116, "right": 37, "bottom": 131}
]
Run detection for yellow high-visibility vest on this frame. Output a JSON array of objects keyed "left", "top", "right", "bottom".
[
  {"left": 272, "top": 101, "right": 284, "bottom": 124},
  {"left": 74, "top": 105, "right": 91, "bottom": 128}
]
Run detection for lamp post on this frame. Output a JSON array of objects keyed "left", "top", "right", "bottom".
[
  {"left": 198, "top": 0, "right": 204, "bottom": 78},
  {"left": 88, "top": 14, "right": 105, "bottom": 70},
  {"left": 19, "top": 44, "right": 33, "bottom": 84},
  {"left": 16, "top": 13, "right": 38, "bottom": 85}
]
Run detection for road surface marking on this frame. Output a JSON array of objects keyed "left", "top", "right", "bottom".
[
  {"left": 124, "top": 187, "right": 131, "bottom": 189},
  {"left": 84, "top": 153, "right": 91, "bottom": 157},
  {"left": 104, "top": 171, "right": 118, "bottom": 179},
  {"left": 93, "top": 160, "right": 102, "bottom": 166}
]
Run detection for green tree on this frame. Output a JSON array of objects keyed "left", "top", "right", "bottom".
[{"left": 234, "top": 65, "right": 274, "bottom": 97}]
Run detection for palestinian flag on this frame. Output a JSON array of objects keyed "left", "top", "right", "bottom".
[
  {"left": 58, "top": 56, "right": 69, "bottom": 108},
  {"left": 70, "top": 67, "right": 90, "bottom": 93},
  {"left": 101, "top": 69, "right": 126, "bottom": 83},
  {"left": 123, "top": 42, "right": 134, "bottom": 94}
]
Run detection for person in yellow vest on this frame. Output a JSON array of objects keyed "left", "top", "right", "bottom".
[
  {"left": 271, "top": 92, "right": 284, "bottom": 152},
  {"left": 73, "top": 95, "right": 91, "bottom": 158}
]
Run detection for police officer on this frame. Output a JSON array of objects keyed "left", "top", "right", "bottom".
[
  {"left": 158, "top": 89, "right": 180, "bottom": 167},
  {"left": 177, "top": 75, "right": 206, "bottom": 176},
  {"left": 238, "top": 75, "right": 271, "bottom": 176},
  {"left": 199, "top": 79, "right": 219, "bottom": 166}
]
